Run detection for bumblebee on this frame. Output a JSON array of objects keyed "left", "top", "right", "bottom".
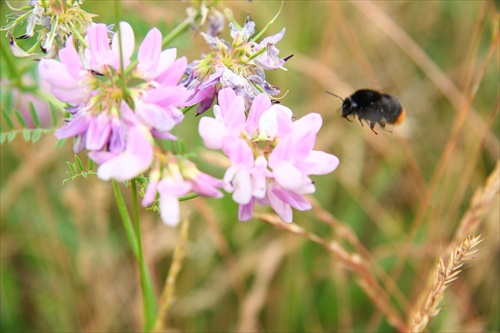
[{"left": 327, "top": 89, "right": 405, "bottom": 134}]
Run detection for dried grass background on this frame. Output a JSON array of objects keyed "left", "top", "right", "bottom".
[{"left": 1, "top": 1, "right": 499, "bottom": 332}]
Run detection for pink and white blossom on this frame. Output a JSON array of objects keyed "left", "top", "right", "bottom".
[{"left": 199, "top": 88, "right": 339, "bottom": 223}]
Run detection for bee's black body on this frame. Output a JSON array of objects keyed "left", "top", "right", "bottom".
[{"left": 335, "top": 89, "right": 405, "bottom": 134}]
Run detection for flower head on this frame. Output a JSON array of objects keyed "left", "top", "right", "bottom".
[
  {"left": 39, "top": 22, "right": 190, "bottom": 181},
  {"left": 199, "top": 88, "right": 339, "bottom": 222},
  {"left": 183, "top": 18, "right": 291, "bottom": 115}
]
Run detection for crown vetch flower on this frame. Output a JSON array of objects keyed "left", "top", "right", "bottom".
[
  {"left": 199, "top": 88, "right": 339, "bottom": 222},
  {"left": 183, "top": 19, "right": 291, "bottom": 115},
  {"left": 39, "top": 21, "right": 190, "bottom": 182}
]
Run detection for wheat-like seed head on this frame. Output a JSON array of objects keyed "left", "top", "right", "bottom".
[{"left": 409, "top": 234, "right": 483, "bottom": 332}]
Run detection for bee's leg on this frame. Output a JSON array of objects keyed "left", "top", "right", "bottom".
[
  {"left": 370, "top": 122, "right": 378, "bottom": 134},
  {"left": 343, "top": 115, "right": 353, "bottom": 122},
  {"left": 358, "top": 115, "right": 364, "bottom": 126}
]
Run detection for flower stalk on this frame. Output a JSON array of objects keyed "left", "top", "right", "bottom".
[{"left": 112, "top": 179, "right": 157, "bottom": 331}]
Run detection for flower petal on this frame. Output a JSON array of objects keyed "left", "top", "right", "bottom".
[
  {"left": 137, "top": 27, "right": 162, "bottom": 79},
  {"left": 230, "top": 167, "right": 252, "bottom": 205},
  {"left": 245, "top": 93, "right": 272, "bottom": 136},
  {"left": 86, "top": 113, "right": 111, "bottom": 150},
  {"left": 96, "top": 126, "right": 153, "bottom": 181},
  {"left": 272, "top": 161, "right": 304, "bottom": 191},
  {"left": 267, "top": 187, "right": 293, "bottom": 223},
  {"left": 199, "top": 117, "right": 226, "bottom": 150},
  {"left": 55, "top": 113, "right": 91, "bottom": 139},
  {"left": 111, "top": 21, "right": 135, "bottom": 70},
  {"left": 159, "top": 195, "right": 181, "bottom": 226},
  {"left": 156, "top": 56, "right": 187, "bottom": 85},
  {"left": 272, "top": 186, "right": 312, "bottom": 211},
  {"left": 304, "top": 151, "right": 340, "bottom": 175},
  {"left": 238, "top": 198, "right": 255, "bottom": 221},
  {"left": 136, "top": 101, "right": 176, "bottom": 132}
]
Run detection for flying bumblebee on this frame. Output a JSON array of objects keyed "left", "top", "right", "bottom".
[{"left": 327, "top": 89, "right": 405, "bottom": 134}]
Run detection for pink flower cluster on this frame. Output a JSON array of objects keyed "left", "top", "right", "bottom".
[
  {"left": 38, "top": 21, "right": 222, "bottom": 226},
  {"left": 199, "top": 88, "right": 339, "bottom": 222},
  {"left": 39, "top": 22, "right": 190, "bottom": 180},
  {"left": 37, "top": 20, "right": 339, "bottom": 225}
]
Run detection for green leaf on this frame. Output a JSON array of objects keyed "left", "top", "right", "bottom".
[
  {"left": 82, "top": 171, "right": 88, "bottom": 179},
  {"left": 22, "top": 129, "right": 30, "bottom": 141},
  {"left": 65, "top": 171, "right": 74, "bottom": 178},
  {"left": 0, "top": 133, "right": 6, "bottom": 144},
  {"left": 31, "top": 129, "right": 42, "bottom": 143},
  {"left": 4, "top": 91, "right": 13, "bottom": 113},
  {"left": 75, "top": 154, "right": 84, "bottom": 172},
  {"left": 67, "top": 161, "right": 78, "bottom": 174},
  {"left": 49, "top": 103, "right": 59, "bottom": 127},
  {"left": 2, "top": 109, "right": 14, "bottom": 130},
  {"left": 14, "top": 110, "right": 27, "bottom": 128},
  {"left": 7, "top": 131, "right": 16, "bottom": 142},
  {"left": 28, "top": 102, "right": 41, "bottom": 127},
  {"left": 56, "top": 139, "right": 66, "bottom": 147},
  {"left": 88, "top": 158, "right": 94, "bottom": 171}
]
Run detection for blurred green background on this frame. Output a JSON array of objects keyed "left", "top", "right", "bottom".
[{"left": 1, "top": 1, "right": 498, "bottom": 332}]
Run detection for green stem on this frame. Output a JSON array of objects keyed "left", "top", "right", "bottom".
[
  {"left": 112, "top": 179, "right": 157, "bottom": 332},
  {"left": 223, "top": 8, "right": 241, "bottom": 30},
  {"left": 179, "top": 192, "right": 199, "bottom": 201},
  {"left": 67, "top": 23, "right": 89, "bottom": 48},
  {"left": 112, "top": 180, "right": 139, "bottom": 257},
  {"left": 161, "top": 18, "right": 191, "bottom": 48},
  {"left": 252, "top": 1, "right": 284, "bottom": 42},
  {"left": 247, "top": 46, "right": 267, "bottom": 62},
  {"left": 131, "top": 180, "right": 158, "bottom": 332}
]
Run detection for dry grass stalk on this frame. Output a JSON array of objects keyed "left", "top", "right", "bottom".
[
  {"left": 154, "top": 218, "right": 190, "bottom": 332},
  {"left": 409, "top": 234, "right": 483, "bottom": 332},
  {"left": 237, "top": 239, "right": 286, "bottom": 332},
  {"left": 255, "top": 213, "right": 409, "bottom": 332},
  {"left": 311, "top": 198, "right": 411, "bottom": 313},
  {"left": 455, "top": 161, "right": 500, "bottom": 241}
]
